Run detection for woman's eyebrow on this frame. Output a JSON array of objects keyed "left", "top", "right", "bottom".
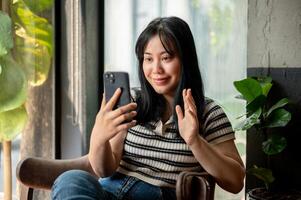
[{"left": 144, "top": 51, "right": 168, "bottom": 55}]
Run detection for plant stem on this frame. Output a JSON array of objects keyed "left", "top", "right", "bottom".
[
  {"left": 3, "top": 141, "right": 12, "bottom": 200},
  {"left": 262, "top": 127, "right": 272, "bottom": 191},
  {"left": 262, "top": 128, "right": 271, "bottom": 168}
]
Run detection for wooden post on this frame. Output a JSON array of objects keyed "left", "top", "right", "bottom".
[
  {"left": 3, "top": 141, "right": 12, "bottom": 200},
  {"left": 1, "top": 0, "right": 10, "bottom": 15},
  {"left": 2, "top": 1, "right": 13, "bottom": 200}
]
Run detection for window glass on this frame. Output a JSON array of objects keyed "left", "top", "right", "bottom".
[{"left": 105, "top": 1, "right": 246, "bottom": 199}]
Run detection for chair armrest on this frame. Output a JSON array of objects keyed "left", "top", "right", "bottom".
[
  {"left": 16, "top": 155, "right": 96, "bottom": 190},
  {"left": 176, "top": 171, "right": 215, "bottom": 200},
  {"left": 17, "top": 157, "right": 215, "bottom": 200}
]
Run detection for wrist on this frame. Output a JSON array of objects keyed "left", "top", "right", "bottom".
[{"left": 186, "top": 134, "right": 202, "bottom": 147}]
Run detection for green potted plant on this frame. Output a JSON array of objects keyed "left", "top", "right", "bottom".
[{"left": 233, "top": 76, "right": 297, "bottom": 199}]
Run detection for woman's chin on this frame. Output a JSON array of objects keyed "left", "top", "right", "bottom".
[{"left": 153, "top": 87, "right": 175, "bottom": 96}]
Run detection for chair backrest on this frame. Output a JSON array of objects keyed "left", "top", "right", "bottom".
[{"left": 16, "top": 156, "right": 94, "bottom": 189}]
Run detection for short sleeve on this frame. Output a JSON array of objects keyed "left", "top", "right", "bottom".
[{"left": 202, "top": 98, "right": 235, "bottom": 145}]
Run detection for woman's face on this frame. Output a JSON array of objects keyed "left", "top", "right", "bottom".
[{"left": 142, "top": 35, "right": 181, "bottom": 98}]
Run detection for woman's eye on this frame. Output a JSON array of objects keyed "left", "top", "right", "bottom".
[
  {"left": 144, "top": 57, "right": 152, "bottom": 62},
  {"left": 162, "top": 56, "right": 170, "bottom": 61}
]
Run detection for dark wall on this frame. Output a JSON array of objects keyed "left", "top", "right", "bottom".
[{"left": 246, "top": 68, "right": 301, "bottom": 191}]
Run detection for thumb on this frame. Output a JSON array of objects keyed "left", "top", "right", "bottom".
[{"left": 100, "top": 93, "right": 106, "bottom": 110}]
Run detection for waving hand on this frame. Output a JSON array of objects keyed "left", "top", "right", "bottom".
[{"left": 176, "top": 89, "right": 200, "bottom": 145}]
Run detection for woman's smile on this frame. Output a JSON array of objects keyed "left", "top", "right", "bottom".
[{"left": 152, "top": 76, "right": 170, "bottom": 85}]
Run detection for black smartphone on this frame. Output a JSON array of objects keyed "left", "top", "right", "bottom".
[{"left": 103, "top": 71, "right": 131, "bottom": 109}]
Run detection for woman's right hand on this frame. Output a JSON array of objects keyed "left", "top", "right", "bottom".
[{"left": 92, "top": 88, "right": 137, "bottom": 145}]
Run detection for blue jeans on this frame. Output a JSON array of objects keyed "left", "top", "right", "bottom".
[{"left": 51, "top": 170, "right": 176, "bottom": 200}]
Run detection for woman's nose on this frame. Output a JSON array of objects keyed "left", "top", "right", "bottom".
[{"left": 153, "top": 60, "right": 163, "bottom": 73}]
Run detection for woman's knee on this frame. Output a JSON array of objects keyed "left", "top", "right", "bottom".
[
  {"left": 53, "top": 170, "right": 95, "bottom": 187},
  {"left": 52, "top": 170, "right": 102, "bottom": 199}
]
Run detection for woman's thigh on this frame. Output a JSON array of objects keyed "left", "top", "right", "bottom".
[
  {"left": 99, "top": 172, "right": 176, "bottom": 200},
  {"left": 125, "top": 180, "right": 176, "bottom": 200},
  {"left": 51, "top": 170, "right": 116, "bottom": 200}
]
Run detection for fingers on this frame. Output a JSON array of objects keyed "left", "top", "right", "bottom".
[
  {"left": 105, "top": 88, "right": 122, "bottom": 111},
  {"left": 116, "top": 120, "right": 137, "bottom": 132},
  {"left": 114, "top": 110, "right": 137, "bottom": 125},
  {"left": 176, "top": 105, "right": 184, "bottom": 121},
  {"left": 183, "top": 89, "right": 189, "bottom": 111},
  {"left": 182, "top": 88, "right": 197, "bottom": 115},
  {"left": 103, "top": 102, "right": 137, "bottom": 126},
  {"left": 183, "top": 89, "right": 196, "bottom": 111},
  {"left": 186, "top": 89, "right": 197, "bottom": 113},
  {"left": 176, "top": 88, "right": 194, "bottom": 121},
  {"left": 110, "top": 102, "right": 137, "bottom": 119}
]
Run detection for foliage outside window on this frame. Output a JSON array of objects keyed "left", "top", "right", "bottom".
[{"left": 0, "top": 0, "right": 53, "bottom": 199}]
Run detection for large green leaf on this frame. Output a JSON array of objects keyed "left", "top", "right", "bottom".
[
  {"left": 0, "top": 105, "right": 27, "bottom": 142},
  {"left": 0, "top": 56, "right": 27, "bottom": 112},
  {"left": 262, "top": 135, "right": 287, "bottom": 155},
  {"left": 15, "top": 36, "right": 51, "bottom": 85},
  {"left": 246, "top": 95, "right": 266, "bottom": 114},
  {"left": 256, "top": 76, "right": 272, "bottom": 85},
  {"left": 12, "top": 0, "right": 53, "bottom": 85},
  {"left": 13, "top": 0, "right": 53, "bottom": 54},
  {"left": 265, "top": 108, "right": 291, "bottom": 128},
  {"left": 235, "top": 108, "right": 262, "bottom": 131},
  {"left": 256, "top": 77, "right": 272, "bottom": 95},
  {"left": 234, "top": 78, "right": 262, "bottom": 103},
  {"left": 0, "top": 11, "right": 14, "bottom": 57},
  {"left": 248, "top": 165, "right": 275, "bottom": 189},
  {"left": 261, "top": 83, "right": 273, "bottom": 97},
  {"left": 24, "top": 0, "right": 53, "bottom": 13},
  {"left": 266, "top": 98, "right": 289, "bottom": 118}
]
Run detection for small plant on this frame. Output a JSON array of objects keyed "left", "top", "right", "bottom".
[{"left": 233, "top": 76, "right": 291, "bottom": 191}]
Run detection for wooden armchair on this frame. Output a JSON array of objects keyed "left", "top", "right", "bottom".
[{"left": 16, "top": 156, "right": 215, "bottom": 200}]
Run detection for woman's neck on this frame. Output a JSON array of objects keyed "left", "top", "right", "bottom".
[
  {"left": 162, "top": 109, "right": 171, "bottom": 123},
  {"left": 162, "top": 94, "right": 174, "bottom": 123}
]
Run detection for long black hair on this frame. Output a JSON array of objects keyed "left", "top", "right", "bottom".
[{"left": 135, "top": 16, "right": 205, "bottom": 126}]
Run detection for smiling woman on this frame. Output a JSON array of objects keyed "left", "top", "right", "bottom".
[
  {"left": 105, "top": 0, "right": 247, "bottom": 199},
  {"left": 50, "top": 16, "right": 244, "bottom": 200}
]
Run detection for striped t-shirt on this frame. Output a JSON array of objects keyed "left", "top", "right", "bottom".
[{"left": 117, "top": 98, "right": 235, "bottom": 188}]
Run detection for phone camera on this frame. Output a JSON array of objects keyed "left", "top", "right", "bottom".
[
  {"left": 107, "top": 73, "right": 114, "bottom": 83},
  {"left": 105, "top": 73, "right": 115, "bottom": 83}
]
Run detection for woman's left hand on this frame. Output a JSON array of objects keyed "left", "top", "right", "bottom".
[
  {"left": 176, "top": 90, "right": 245, "bottom": 194},
  {"left": 176, "top": 88, "right": 200, "bottom": 145}
]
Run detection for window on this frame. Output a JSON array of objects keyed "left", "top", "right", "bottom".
[{"left": 105, "top": 0, "right": 246, "bottom": 199}]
